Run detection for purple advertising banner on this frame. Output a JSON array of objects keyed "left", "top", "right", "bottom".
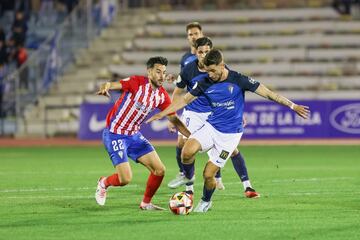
[
  {"left": 78, "top": 100, "right": 360, "bottom": 140},
  {"left": 243, "top": 100, "right": 360, "bottom": 139},
  {"left": 78, "top": 103, "right": 179, "bottom": 140}
]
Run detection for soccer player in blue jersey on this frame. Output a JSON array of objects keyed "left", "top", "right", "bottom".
[
  {"left": 168, "top": 22, "right": 229, "bottom": 191},
  {"left": 169, "top": 36, "right": 260, "bottom": 197},
  {"left": 180, "top": 22, "right": 203, "bottom": 69},
  {"left": 147, "top": 49, "right": 310, "bottom": 212}
]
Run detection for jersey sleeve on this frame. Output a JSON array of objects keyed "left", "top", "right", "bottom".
[
  {"left": 189, "top": 79, "right": 206, "bottom": 97},
  {"left": 175, "top": 71, "right": 187, "bottom": 89},
  {"left": 119, "top": 76, "right": 141, "bottom": 93},
  {"left": 157, "top": 89, "right": 175, "bottom": 115},
  {"left": 238, "top": 74, "right": 260, "bottom": 92}
]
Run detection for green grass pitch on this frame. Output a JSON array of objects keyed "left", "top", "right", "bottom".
[{"left": 0, "top": 145, "right": 359, "bottom": 240}]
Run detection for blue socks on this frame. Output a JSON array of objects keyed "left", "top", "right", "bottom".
[
  {"left": 215, "top": 169, "right": 221, "bottom": 178},
  {"left": 231, "top": 152, "right": 249, "bottom": 182},
  {"left": 202, "top": 185, "right": 215, "bottom": 202},
  {"left": 176, "top": 147, "right": 184, "bottom": 173},
  {"left": 182, "top": 161, "right": 195, "bottom": 181}
]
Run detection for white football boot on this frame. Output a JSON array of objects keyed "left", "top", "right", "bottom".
[
  {"left": 168, "top": 173, "right": 195, "bottom": 189},
  {"left": 139, "top": 202, "right": 166, "bottom": 211},
  {"left": 193, "top": 199, "right": 212, "bottom": 213},
  {"left": 95, "top": 177, "right": 107, "bottom": 206},
  {"left": 215, "top": 177, "right": 225, "bottom": 190}
]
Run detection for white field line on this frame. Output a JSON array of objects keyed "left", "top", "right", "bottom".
[
  {"left": 270, "top": 177, "right": 354, "bottom": 183},
  {"left": 0, "top": 177, "right": 354, "bottom": 195},
  {"left": 0, "top": 184, "right": 139, "bottom": 193},
  {"left": 219, "top": 191, "right": 360, "bottom": 197},
  {"left": 0, "top": 171, "right": 109, "bottom": 175},
  {"left": 4, "top": 191, "right": 360, "bottom": 199}
]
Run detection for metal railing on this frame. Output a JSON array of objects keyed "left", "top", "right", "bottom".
[{"left": 0, "top": 0, "right": 118, "bottom": 136}]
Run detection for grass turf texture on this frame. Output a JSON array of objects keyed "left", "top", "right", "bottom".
[{"left": 0, "top": 145, "right": 359, "bottom": 240}]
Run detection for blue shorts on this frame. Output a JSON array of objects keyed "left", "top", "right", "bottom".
[{"left": 102, "top": 128, "right": 155, "bottom": 166}]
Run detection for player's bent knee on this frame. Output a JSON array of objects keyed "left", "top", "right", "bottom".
[
  {"left": 181, "top": 149, "right": 195, "bottom": 162},
  {"left": 203, "top": 171, "right": 215, "bottom": 181},
  {"left": 154, "top": 165, "right": 166, "bottom": 176},
  {"left": 120, "top": 176, "right": 132, "bottom": 186}
]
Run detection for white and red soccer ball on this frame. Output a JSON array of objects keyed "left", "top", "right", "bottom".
[{"left": 169, "top": 192, "right": 193, "bottom": 215}]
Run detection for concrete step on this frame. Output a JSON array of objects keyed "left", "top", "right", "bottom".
[
  {"left": 23, "top": 119, "right": 79, "bottom": 137},
  {"left": 50, "top": 81, "right": 96, "bottom": 94}
]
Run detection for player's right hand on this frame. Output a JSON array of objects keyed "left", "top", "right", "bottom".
[
  {"left": 167, "top": 121, "right": 176, "bottom": 133},
  {"left": 96, "top": 82, "right": 111, "bottom": 97}
]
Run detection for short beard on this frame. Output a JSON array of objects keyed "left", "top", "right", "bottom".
[{"left": 150, "top": 79, "right": 161, "bottom": 88}]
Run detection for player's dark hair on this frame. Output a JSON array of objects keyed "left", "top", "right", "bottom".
[
  {"left": 204, "top": 49, "right": 223, "bottom": 66},
  {"left": 194, "top": 37, "right": 212, "bottom": 49},
  {"left": 186, "top": 22, "right": 202, "bottom": 32},
  {"left": 146, "top": 56, "right": 168, "bottom": 69}
]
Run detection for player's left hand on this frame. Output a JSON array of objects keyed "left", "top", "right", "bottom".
[
  {"left": 146, "top": 113, "right": 165, "bottom": 123},
  {"left": 242, "top": 116, "right": 247, "bottom": 128},
  {"left": 165, "top": 74, "right": 176, "bottom": 83},
  {"left": 293, "top": 104, "right": 310, "bottom": 119}
]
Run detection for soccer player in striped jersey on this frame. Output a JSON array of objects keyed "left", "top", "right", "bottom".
[
  {"left": 147, "top": 49, "right": 310, "bottom": 212},
  {"left": 95, "top": 56, "right": 191, "bottom": 210}
]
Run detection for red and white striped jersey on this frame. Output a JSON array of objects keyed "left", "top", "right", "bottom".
[{"left": 106, "top": 75, "right": 172, "bottom": 135}]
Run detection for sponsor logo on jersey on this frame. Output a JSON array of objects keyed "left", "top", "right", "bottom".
[
  {"left": 219, "top": 150, "right": 229, "bottom": 160},
  {"left": 135, "top": 101, "right": 152, "bottom": 113},
  {"left": 330, "top": 103, "right": 360, "bottom": 134},
  {"left": 212, "top": 100, "right": 235, "bottom": 108}
]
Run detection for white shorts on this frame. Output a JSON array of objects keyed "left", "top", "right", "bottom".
[
  {"left": 190, "top": 122, "right": 243, "bottom": 168},
  {"left": 178, "top": 109, "right": 211, "bottom": 137}
]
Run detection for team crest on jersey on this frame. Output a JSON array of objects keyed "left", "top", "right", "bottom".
[
  {"left": 228, "top": 85, "right": 234, "bottom": 94},
  {"left": 219, "top": 150, "right": 230, "bottom": 160}
]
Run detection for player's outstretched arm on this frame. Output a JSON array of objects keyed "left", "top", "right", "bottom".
[
  {"left": 172, "top": 86, "right": 186, "bottom": 104},
  {"left": 167, "top": 115, "right": 191, "bottom": 138},
  {"left": 146, "top": 93, "right": 197, "bottom": 123},
  {"left": 96, "top": 82, "right": 123, "bottom": 97},
  {"left": 255, "top": 83, "right": 310, "bottom": 119}
]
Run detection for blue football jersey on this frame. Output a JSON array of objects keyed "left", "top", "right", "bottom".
[
  {"left": 176, "top": 60, "right": 212, "bottom": 113},
  {"left": 180, "top": 51, "right": 197, "bottom": 70},
  {"left": 190, "top": 70, "right": 260, "bottom": 133}
]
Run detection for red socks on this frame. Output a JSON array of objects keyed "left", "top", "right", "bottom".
[
  {"left": 104, "top": 173, "right": 122, "bottom": 188},
  {"left": 104, "top": 172, "right": 164, "bottom": 204},
  {"left": 142, "top": 173, "right": 164, "bottom": 203}
]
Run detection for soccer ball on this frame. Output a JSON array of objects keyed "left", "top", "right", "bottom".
[{"left": 169, "top": 191, "right": 193, "bottom": 215}]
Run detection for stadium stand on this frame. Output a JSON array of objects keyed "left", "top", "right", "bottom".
[{"left": 1, "top": 0, "right": 359, "bottom": 137}]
